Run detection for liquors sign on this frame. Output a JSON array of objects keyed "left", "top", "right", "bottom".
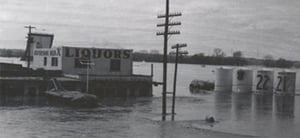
[{"left": 64, "top": 47, "right": 132, "bottom": 59}]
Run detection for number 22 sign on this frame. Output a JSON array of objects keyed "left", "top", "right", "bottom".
[{"left": 254, "top": 71, "right": 273, "bottom": 93}]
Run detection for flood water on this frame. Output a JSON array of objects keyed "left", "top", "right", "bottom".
[{"left": 1, "top": 62, "right": 300, "bottom": 138}]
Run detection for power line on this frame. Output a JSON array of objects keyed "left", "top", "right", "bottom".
[
  {"left": 156, "top": 0, "right": 182, "bottom": 121},
  {"left": 24, "top": 25, "right": 36, "bottom": 68}
]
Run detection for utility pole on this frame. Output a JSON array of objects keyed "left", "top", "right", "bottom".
[
  {"left": 157, "top": 0, "right": 181, "bottom": 121},
  {"left": 80, "top": 58, "right": 95, "bottom": 93},
  {"left": 171, "top": 43, "right": 187, "bottom": 121},
  {"left": 24, "top": 25, "right": 36, "bottom": 68}
]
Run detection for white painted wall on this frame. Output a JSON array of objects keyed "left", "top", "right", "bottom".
[{"left": 32, "top": 47, "right": 62, "bottom": 70}]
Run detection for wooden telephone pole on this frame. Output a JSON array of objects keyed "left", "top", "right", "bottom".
[
  {"left": 171, "top": 43, "right": 187, "bottom": 120},
  {"left": 24, "top": 25, "right": 36, "bottom": 68},
  {"left": 157, "top": 0, "right": 181, "bottom": 121}
]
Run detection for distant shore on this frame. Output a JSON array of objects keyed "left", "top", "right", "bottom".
[
  {"left": 1, "top": 48, "right": 300, "bottom": 68},
  {"left": 133, "top": 52, "right": 300, "bottom": 68}
]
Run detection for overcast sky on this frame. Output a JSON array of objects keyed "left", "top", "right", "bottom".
[{"left": 0, "top": 0, "right": 300, "bottom": 60}]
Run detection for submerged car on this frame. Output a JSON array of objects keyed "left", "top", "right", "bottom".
[
  {"left": 45, "top": 79, "right": 99, "bottom": 108},
  {"left": 189, "top": 79, "right": 214, "bottom": 94}
]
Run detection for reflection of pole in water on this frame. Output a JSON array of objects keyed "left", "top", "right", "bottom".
[{"left": 274, "top": 95, "right": 295, "bottom": 117}]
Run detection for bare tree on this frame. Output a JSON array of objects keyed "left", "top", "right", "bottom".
[{"left": 213, "top": 48, "right": 225, "bottom": 57}]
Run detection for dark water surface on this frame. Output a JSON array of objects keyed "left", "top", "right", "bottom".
[{"left": 0, "top": 62, "right": 299, "bottom": 138}]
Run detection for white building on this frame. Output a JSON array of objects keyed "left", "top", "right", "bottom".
[
  {"left": 26, "top": 33, "right": 133, "bottom": 76},
  {"left": 18, "top": 32, "right": 152, "bottom": 97},
  {"left": 32, "top": 47, "right": 62, "bottom": 70},
  {"left": 32, "top": 46, "right": 133, "bottom": 76}
]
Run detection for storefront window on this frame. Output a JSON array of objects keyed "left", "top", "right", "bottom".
[
  {"left": 110, "top": 59, "right": 121, "bottom": 72},
  {"left": 51, "top": 57, "right": 58, "bottom": 66},
  {"left": 43, "top": 57, "right": 47, "bottom": 66}
]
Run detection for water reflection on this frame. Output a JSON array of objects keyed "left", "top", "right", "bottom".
[
  {"left": 252, "top": 94, "right": 273, "bottom": 117},
  {"left": 0, "top": 95, "right": 47, "bottom": 106},
  {"left": 251, "top": 94, "right": 274, "bottom": 129},
  {"left": 0, "top": 95, "right": 154, "bottom": 110},
  {"left": 253, "top": 94, "right": 273, "bottom": 109},
  {"left": 274, "top": 95, "right": 295, "bottom": 117},
  {"left": 214, "top": 91, "right": 232, "bottom": 119},
  {"left": 213, "top": 92, "right": 298, "bottom": 137},
  {"left": 159, "top": 122, "right": 168, "bottom": 138},
  {"left": 232, "top": 93, "right": 253, "bottom": 120},
  {"left": 273, "top": 95, "right": 296, "bottom": 138}
]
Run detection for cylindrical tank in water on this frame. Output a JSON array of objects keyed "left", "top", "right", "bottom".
[
  {"left": 252, "top": 70, "right": 274, "bottom": 94},
  {"left": 274, "top": 71, "right": 296, "bottom": 95},
  {"left": 232, "top": 68, "right": 253, "bottom": 93},
  {"left": 214, "top": 67, "right": 233, "bottom": 92}
]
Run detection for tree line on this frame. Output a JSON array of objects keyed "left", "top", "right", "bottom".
[
  {"left": 0, "top": 49, "right": 24, "bottom": 57},
  {"left": 133, "top": 48, "right": 298, "bottom": 68},
  {"left": 0, "top": 48, "right": 298, "bottom": 68}
]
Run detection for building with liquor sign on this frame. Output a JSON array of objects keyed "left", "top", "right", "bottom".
[
  {"left": 16, "top": 32, "right": 152, "bottom": 97},
  {"left": 26, "top": 32, "right": 133, "bottom": 76},
  {"left": 32, "top": 46, "right": 133, "bottom": 76}
]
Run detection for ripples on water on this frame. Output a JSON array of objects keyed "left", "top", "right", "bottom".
[
  {"left": 0, "top": 96, "right": 260, "bottom": 138},
  {"left": 0, "top": 62, "right": 300, "bottom": 138},
  {"left": 1, "top": 95, "right": 299, "bottom": 138}
]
